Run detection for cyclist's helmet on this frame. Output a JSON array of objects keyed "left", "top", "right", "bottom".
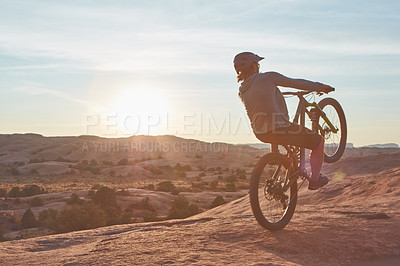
[{"left": 233, "top": 52, "right": 264, "bottom": 73}]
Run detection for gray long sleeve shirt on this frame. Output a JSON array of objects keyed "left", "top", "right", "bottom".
[{"left": 238, "top": 72, "right": 324, "bottom": 134}]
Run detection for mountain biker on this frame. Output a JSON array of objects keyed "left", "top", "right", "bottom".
[{"left": 234, "top": 51, "right": 334, "bottom": 190}]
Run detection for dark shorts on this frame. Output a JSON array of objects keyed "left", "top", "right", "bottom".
[{"left": 255, "top": 123, "right": 322, "bottom": 150}]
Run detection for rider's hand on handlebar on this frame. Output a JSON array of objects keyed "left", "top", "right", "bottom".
[{"left": 320, "top": 84, "right": 335, "bottom": 94}]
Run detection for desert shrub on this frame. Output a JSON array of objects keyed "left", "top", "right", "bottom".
[
  {"left": 174, "top": 163, "right": 191, "bottom": 171},
  {"left": 103, "top": 206, "right": 127, "bottom": 226},
  {"left": 143, "top": 214, "right": 164, "bottom": 222},
  {"left": 146, "top": 184, "right": 155, "bottom": 191},
  {"left": 92, "top": 186, "right": 118, "bottom": 208},
  {"left": 55, "top": 203, "right": 107, "bottom": 233},
  {"left": 173, "top": 163, "right": 182, "bottom": 170},
  {"left": 226, "top": 183, "right": 237, "bottom": 192},
  {"left": 30, "top": 168, "right": 39, "bottom": 175},
  {"left": 91, "top": 184, "right": 103, "bottom": 190},
  {"left": 87, "top": 190, "right": 95, "bottom": 199},
  {"left": 0, "top": 188, "right": 7, "bottom": 198},
  {"left": 210, "top": 196, "right": 226, "bottom": 208},
  {"left": 171, "top": 187, "right": 180, "bottom": 195},
  {"left": 210, "top": 180, "right": 219, "bottom": 190},
  {"left": 237, "top": 174, "right": 246, "bottom": 180},
  {"left": 29, "top": 197, "right": 45, "bottom": 207},
  {"left": 191, "top": 182, "right": 206, "bottom": 191},
  {"left": 8, "top": 186, "right": 21, "bottom": 197},
  {"left": 21, "top": 185, "right": 47, "bottom": 197},
  {"left": 38, "top": 208, "right": 58, "bottom": 228},
  {"left": 22, "top": 209, "right": 37, "bottom": 229},
  {"left": 225, "top": 176, "right": 237, "bottom": 183},
  {"left": 66, "top": 193, "right": 85, "bottom": 205},
  {"left": 167, "top": 196, "right": 199, "bottom": 219},
  {"left": 157, "top": 181, "right": 176, "bottom": 193},
  {"left": 0, "top": 227, "right": 10, "bottom": 242}
]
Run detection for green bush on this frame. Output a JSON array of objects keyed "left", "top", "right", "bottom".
[
  {"left": 225, "top": 176, "right": 237, "bottom": 183},
  {"left": 92, "top": 186, "right": 118, "bottom": 208},
  {"left": 38, "top": 208, "right": 58, "bottom": 228},
  {"left": 66, "top": 193, "right": 85, "bottom": 205},
  {"left": 29, "top": 197, "right": 45, "bottom": 207},
  {"left": 22, "top": 209, "right": 37, "bottom": 229},
  {"left": 55, "top": 203, "right": 107, "bottom": 233},
  {"left": 143, "top": 214, "right": 164, "bottom": 222},
  {"left": 9, "top": 185, "right": 48, "bottom": 198},
  {"left": 157, "top": 181, "right": 176, "bottom": 193},
  {"left": 210, "top": 181, "right": 219, "bottom": 190},
  {"left": 0, "top": 188, "right": 7, "bottom": 198},
  {"left": 167, "top": 196, "right": 199, "bottom": 219},
  {"left": 210, "top": 196, "right": 226, "bottom": 208},
  {"left": 8, "top": 186, "right": 21, "bottom": 197}
]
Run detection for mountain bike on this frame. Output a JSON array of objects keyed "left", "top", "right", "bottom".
[{"left": 249, "top": 90, "right": 347, "bottom": 231}]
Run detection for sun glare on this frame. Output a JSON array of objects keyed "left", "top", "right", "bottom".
[
  {"left": 109, "top": 87, "right": 170, "bottom": 135},
  {"left": 112, "top": 87, "right": 169, "bottom": 114}
]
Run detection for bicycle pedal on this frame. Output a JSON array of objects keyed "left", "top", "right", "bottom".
[{"left": 299, "top": 168, "right": 310, "bottom": 180}]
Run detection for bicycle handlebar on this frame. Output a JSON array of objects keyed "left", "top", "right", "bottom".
[{"left": 282, "top": 89, "right": 334, "bottom": 97}]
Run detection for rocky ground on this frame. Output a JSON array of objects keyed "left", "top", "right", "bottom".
[{"left": 1, "top": 167, "right": 400, "bottom": 265}]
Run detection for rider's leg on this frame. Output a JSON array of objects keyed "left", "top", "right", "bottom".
[{"left": 310, "top": 138, "right": 324, "bottom": 181}]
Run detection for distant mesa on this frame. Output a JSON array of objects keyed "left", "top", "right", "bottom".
[
  {"left": 362, "top": 143, "right": 399, "bottom": 149},
  {"left": 245, "top": 142, "right": 400, "bottom": 149}
]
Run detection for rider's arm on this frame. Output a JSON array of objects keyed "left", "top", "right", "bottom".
[{"left": 267, "top": 72, "right": 334, "bottom": 93}]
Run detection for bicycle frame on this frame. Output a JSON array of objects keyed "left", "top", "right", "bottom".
[{"left": 272, "top": 91, "right": 339, "bottom": 177}]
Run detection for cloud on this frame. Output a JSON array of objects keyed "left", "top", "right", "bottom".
[
  {"left": 12, "top": 84, "right": 105, "bottom": 111},
  {"left": 1, "top": 1, "right": 399, "bottom": 76}
]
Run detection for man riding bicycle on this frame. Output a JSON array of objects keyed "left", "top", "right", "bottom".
[{"left": 234, "top": 52, "right": 334, "bottom": 190}]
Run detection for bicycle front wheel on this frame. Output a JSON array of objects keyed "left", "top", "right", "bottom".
[
  {"left": 250, "top": 153, "right": 298, "bottom": 231},
  {"left": 318, "top": 97, "right": 347, "bottom": 163}
]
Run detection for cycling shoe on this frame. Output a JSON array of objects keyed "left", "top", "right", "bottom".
[{"left": 308, "top": 174, "right": 329, "bottom": 190}]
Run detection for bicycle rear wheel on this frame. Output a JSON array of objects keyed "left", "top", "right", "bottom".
[
  {"left": 318, "top": 97, "right": 347, "bottom": 163},
  {"left": 250, "top": 153, "right": 298, "bottom": 231}
]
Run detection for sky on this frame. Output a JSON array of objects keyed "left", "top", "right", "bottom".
[{"left": 1, "top": 0, "right": 399, "bottom": 146}]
